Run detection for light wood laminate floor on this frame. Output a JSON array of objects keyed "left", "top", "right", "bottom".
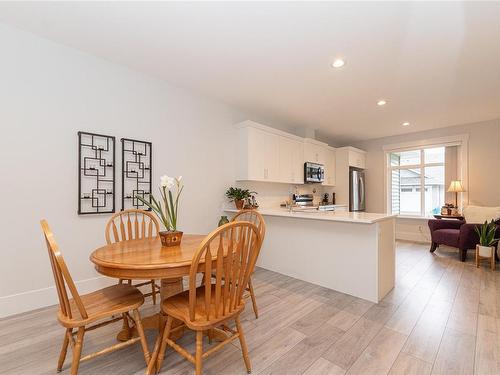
[{"left": 2, "top": 241, "right": 500, "bottom": 374}]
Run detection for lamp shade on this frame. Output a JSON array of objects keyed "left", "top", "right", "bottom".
[{"left": 447, "top": 180, "right": 465, "bottom": 193}]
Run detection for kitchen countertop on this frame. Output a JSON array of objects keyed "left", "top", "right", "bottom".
[{"left": 224, "top": 207, "right": 396, "bottom": 224}]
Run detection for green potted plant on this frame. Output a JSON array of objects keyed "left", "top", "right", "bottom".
[
  {"left": 225, "top": 187, "right": 256, "bottom": 210},
  {"left": 475, "top": 220, "right": 499, "bottom": 257},
  {"left": 137, "top": 175, "right": 184, "bottom": 247}
]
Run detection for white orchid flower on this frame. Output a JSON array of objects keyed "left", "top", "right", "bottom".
[
  {"left": 160, "top": 175, "right": 175, "bottom": 189},
  {"left": 160, "top": 175, "right": 169, "bottom": 187},
  {"left": 166, "top": 177, "right": 175, "bottom": 189}
]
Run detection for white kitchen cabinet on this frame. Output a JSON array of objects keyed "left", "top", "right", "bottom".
[
  {"left": 236, "top": 125, "right": 279, "bottom": 181},
  {"left": 335, "top": 147, "right": 367, "bottom": 208},
  {"left": 304, "top": 140, "right": 327, "bottom": 165},
  {"left": 235, "top": 121, "right": 351, "bottom": 187},
  {"left": 323, "top": 147, "right": 336, "bottom": 186},
  {"left": 278, "top": 136, "right": 304, "bottom": 184},
  {"left": 348, "top": 149, "right": 366, "bottom": 169}
]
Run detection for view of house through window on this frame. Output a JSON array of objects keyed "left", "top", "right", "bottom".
[{"left": 389, "top": 147, "right": 445, "bottom": 217}]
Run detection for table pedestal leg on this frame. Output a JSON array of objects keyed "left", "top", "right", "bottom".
[{"left": 117, "top": 277, "right": 184, "bottom": 342}]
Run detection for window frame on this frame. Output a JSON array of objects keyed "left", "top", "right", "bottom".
[
  {"left": 383, "top": 134, "right": 469, "bottom": 219},
  {"left": 388, "top": 148, "right": 445, "bottom": 217}
]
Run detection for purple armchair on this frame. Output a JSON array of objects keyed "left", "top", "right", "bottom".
[{"left": 428, "top": 219, "right": 500, "bottom": 261}]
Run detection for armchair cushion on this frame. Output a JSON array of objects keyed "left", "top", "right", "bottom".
[
  {"left": 428, "top": 219, "right": 465, "bottom": 231},
  {"left": 463, "top": 205, "right": 500, "bottom": 224},
  {"left": 433, "top": 229, "right": 460, "bottom": 248},
  {"left": 428, "top": 220, "right": 464, "bottom": 248}
]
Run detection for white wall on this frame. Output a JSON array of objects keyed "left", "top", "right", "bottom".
[
  {"left": 353, "top": 118, "right": 500, "bottom": 242},
  {"left": 0, "top": 24, "right": 262, "bottom": 317}
]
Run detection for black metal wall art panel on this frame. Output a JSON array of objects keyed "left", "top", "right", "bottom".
[
  {"left": 78, "top": 131, "right": 116, "bottom": 214},
  {"left": 121, "top": 138, "right": 152, "bottom": 211}
]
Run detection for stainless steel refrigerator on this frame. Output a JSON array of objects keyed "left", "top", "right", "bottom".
[{"left": 349, "top": 168, "right": 366, "bottom": 212}]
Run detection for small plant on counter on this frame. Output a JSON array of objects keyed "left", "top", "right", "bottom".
[
  {"left": 225, "top": 187, "right": 256, "bottom": 210},
  {"left": 137, "top": 175, "right": 184, "bottom": 247}
]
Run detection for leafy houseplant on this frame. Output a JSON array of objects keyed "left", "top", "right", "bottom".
[
  {"left": 137, "top": 175, "right": 184, "bottom": 247},
  {"left": 475, "top": 220, "right": 499, "bottom": 257},
  {"left": 225, "top": 187, "right": 256, "bottom": 209}
]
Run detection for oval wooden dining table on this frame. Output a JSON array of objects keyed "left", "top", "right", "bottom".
[{"left": 90, "top": 233, "right": 226, "bottom": 342}]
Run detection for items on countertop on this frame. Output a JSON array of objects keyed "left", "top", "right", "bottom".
[
  {"left": 218, "top": 215, "right": 229, "bottom": 227},
  {"left": 225, "top": 187, "right": 259, "bottom": 209},
  {"left": 279, "top": 193, "right": 344, "bottom": 212}
]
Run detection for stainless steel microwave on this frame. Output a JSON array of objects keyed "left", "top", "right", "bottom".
[{"left": 304, "top": 162, "right": 325, "bottom": 183}]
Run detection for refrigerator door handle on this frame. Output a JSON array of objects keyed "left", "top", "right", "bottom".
[
  {"left": 359, "top": 174, "right": 365, "bottom": 210},
  {"left": 350, "top": 172, "right": 358, "bottom": 211}
]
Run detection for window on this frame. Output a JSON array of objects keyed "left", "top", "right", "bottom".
[{"left": 388, "top": 147, "right": 445, "bottom": 217}]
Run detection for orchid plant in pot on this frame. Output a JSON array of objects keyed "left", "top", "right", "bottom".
[{"left": 137, "top": 175, "right": 184, "bottom": 247}]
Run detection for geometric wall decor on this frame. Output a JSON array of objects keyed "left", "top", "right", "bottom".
[
  {"left": 78, "top": 131, "right": 116, "bottom": 215},
  {"left": 121, "top": 138, "right": 152, "bottom": 211}
]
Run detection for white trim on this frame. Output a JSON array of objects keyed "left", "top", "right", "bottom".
[
  {"left": 336, "top": 146, "right": 367, "bottom": 154},
  {"left": 303, "top": 137, "right": 330, "bottom": 147},
  {"left": 0, "top": 276, "right": 115, "bottom": 318},
  {"left": 396, "top": 230, "right": 430, "bottom": 243},
  {"left": 234, "top": 120, "right": 306, "bottom": 142},
  {"left": 382, "top": 134, "right": 469, "bottom": 152},
  {"left": 397, "top": 215, "right": 434, "bottom": 220}
]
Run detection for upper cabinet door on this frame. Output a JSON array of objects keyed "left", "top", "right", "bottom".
[
  {"left": 323, "top": 148, "right": 336, "bottom": 186},
  {"left": 348, "top": 150, "right": 366, "bottom": 169},
  {"left": 292, "top": 140, "right": 305, "bottom": 183},
  {"left": 304, "top": 142, "right": 326, "bottom": 164},
  {"left": 279, "top": 136, "right": 304, "bottom": 183},
  {"left": 247, "top": 127, "right": 279, "bottom": 181}
]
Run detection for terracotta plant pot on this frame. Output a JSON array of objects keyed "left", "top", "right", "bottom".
[
  {"left": 159, "top": 230, "right": 183, "bottom": 247},
  {"left": 235, "top": 199, "right": 245, "bottom": 210}
]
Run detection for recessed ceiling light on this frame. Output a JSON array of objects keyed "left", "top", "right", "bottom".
[
  {"left": 377, "top": 100, "right": 387, "bottom": 106},
  {"left": 402, "top": 122, "right": 410, "bottom": 126},
  {"left": 332, "top": 59, "right": 345, "bottom": 68}
]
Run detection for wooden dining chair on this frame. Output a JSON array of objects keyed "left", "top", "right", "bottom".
[
  {"left": 105, "top": 209, "right": 160, "bottom": 304},
  {"left": 203, "top": 209, "right": 266, "bottom": 318},
  {"left": 147, "top": 221, "right": 261, "bottom": 375},
  {"left": 40, "top": 220, "right": 150, "bottom": 375},
  {"left": 230, "top": 210, "right": 266, "bottom": 319}
]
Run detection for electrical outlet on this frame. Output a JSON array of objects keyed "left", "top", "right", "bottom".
[{"left": 418, "top": 225, "right": 430, "bottom": 242}]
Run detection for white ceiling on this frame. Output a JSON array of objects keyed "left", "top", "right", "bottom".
[{"left": 1, "top": 1, "right": 500, "bottom": 143}]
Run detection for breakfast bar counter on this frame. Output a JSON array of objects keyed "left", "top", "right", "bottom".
[{"left": 225, "top": 208, "right": 396, "bottom": 303}]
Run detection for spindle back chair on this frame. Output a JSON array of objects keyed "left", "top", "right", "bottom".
[
  {"left": 41, "top": 220, "right": 150, "bottom": 374},
  {"left": 105, "top": 209, "right": 160, "bottom": 303},
  {"left": 148, "top": 221, "right": 261, "bottom": 375}
]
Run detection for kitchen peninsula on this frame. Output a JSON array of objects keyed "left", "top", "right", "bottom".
[{"left": 226, "top": 208, "right": 396, "bottom": 303}]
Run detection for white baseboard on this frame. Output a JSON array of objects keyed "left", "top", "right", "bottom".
[
  {"left": 396, "top": 230, "right": 430, "bottom": 244},
  {"left": 0, "top": 276, "right": 116, "bottom": 319}
]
